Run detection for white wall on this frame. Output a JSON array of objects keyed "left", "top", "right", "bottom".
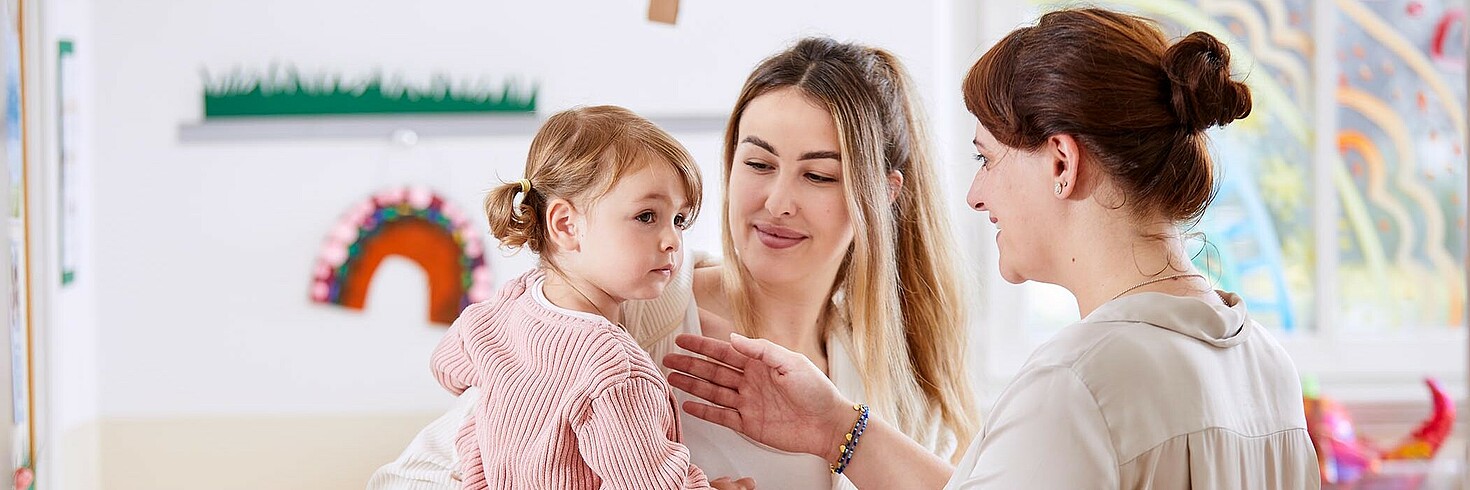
[{"left": 43, "top": 0, "right": 102, "bottom": 486}]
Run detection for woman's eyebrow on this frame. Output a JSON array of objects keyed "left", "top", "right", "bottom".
[
  {"left": 741, "top": 135, "right": 778, "bottom": 156},
  {"left": 799, "top": 150, "right": 841, "bottom": 161}
]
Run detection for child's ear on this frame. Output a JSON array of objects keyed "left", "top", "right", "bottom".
[{"left": 545, "top": 198, "right": 582, "bottom": 253}]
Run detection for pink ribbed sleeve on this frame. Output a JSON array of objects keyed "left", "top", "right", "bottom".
[
  {"left": 576, "top": 376, "right": 708, "bottom": 489},
  {"left": 431, "top": 309, "right": 479, "bottom": 397}
]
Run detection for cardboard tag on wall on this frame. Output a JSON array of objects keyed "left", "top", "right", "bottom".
[{"left": 648, "top": 0, "right": 679, "bottom": 24}]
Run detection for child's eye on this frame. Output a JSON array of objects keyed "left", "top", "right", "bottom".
[
  {"left": 805, "top": 173, "right": 838, "bottom": 183},
  {"left": 973, "top": 153, "right": 990, "bottom": 169},
  {"left": 636, "top": 211, "right": 656, "bottom": 224},
  {"left": 673, "top": 213, "right": 690, "bottom": 230}
]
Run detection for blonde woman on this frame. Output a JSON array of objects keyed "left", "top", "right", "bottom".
[{"left": 370, "top": 37, "right": 979, "bottom": 489}]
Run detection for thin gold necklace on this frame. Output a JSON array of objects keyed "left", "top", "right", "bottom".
[{"left": 1110, "top": 273, "right": 1205, "bottom": 301}]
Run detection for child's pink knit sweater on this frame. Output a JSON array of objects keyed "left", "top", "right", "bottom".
[{"left": 431, "top": 268, "right": 711, "bottom": 490}]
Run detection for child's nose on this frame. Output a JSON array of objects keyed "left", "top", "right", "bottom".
[{"left": 661, "top": 225, "right": 681, "bottom": 253}]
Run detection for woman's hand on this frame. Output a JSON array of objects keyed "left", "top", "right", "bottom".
[
  {"left": 709, "top": 476, "right": 757, "bottom": 490},
  {"left": 663, "top": 333, "right": 856, "bottom": 462}
]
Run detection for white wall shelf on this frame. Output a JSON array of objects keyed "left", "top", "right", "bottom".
[{"left": 176, "top": 114, "right": 729, "bottom": 143}]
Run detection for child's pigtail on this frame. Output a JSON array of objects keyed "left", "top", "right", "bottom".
[{"left": 485, "top": 179, "right": 542, "bottom": 253}]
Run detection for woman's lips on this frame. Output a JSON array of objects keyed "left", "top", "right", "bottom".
[{"left": 754, "top": 223, "right": 807, "bottom": 250}]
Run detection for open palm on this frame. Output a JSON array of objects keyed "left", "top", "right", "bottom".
[{"left": 663, "top": 333, "right": 854, "bottom": 460}]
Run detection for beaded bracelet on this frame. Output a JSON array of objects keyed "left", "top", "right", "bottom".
[{"left": 830, "top": 403, "right": 870, "bottom": 475}]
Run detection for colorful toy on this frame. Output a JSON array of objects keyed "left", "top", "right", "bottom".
[
  {"left": 1304, "top": 377, "right": 1457, "bottom": 484},
  {"left": 1381, "top": 378, "right": 1457, "bottom": 460}
]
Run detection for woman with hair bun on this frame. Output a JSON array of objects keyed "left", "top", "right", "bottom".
[{"left": 665, "top": 8, "right": 1320, "bottom": 489}]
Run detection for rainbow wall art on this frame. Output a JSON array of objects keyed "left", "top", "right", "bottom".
[{"left": 310, "top": 187, "right": 492, "bottom": 324}]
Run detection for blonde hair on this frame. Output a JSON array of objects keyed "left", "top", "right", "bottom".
[
  {"left": 720, "top": 38, "right": 979, "bottom": 457},
  {"left": 485, "top": 105, "right": 702, "bottom": 271}
]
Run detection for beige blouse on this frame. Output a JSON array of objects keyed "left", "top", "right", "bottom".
[{"left": 947, "top": 291, "right": 1321, "bottom": 489}]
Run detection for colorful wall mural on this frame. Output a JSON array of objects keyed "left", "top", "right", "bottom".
[
  {"left": 310, "top": 186, "right": 493, "bottom": 325},
  {"left": 1033, "top": 0, "right": 1467, "bottom": 333}
]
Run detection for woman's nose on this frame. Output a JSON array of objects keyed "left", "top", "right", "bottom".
[
  {"left": 764, "top": 178, "right": 797, "bottom": 217},
  {"left": 966, "top": 175, "right": 986, "bottom": 211}
]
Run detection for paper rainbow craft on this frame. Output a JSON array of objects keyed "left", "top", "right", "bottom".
[{"left": 310, "top": 186, "right": 492, "bottom": 324}]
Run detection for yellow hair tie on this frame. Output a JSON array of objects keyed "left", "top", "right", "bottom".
[{"left": 510, "top": 179, "right": 533, "bottom": 223}]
